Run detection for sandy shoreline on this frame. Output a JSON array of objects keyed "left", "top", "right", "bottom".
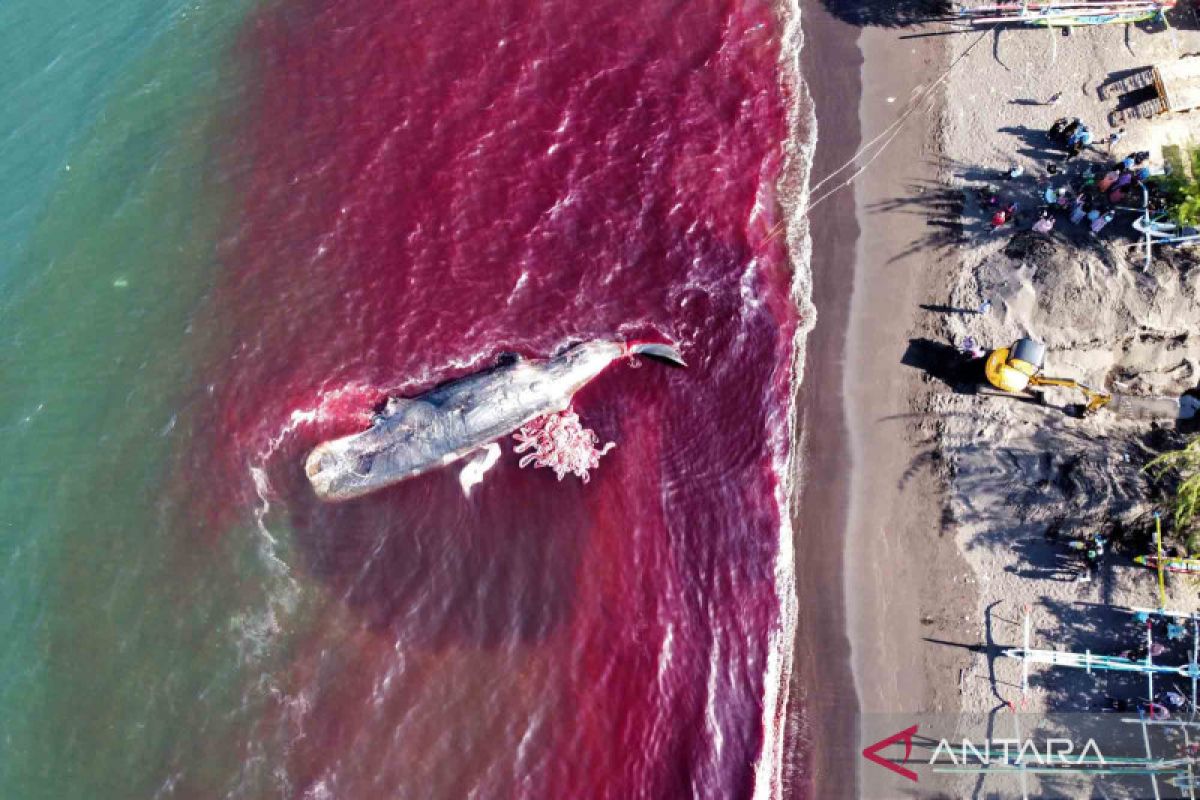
[
  {"left": 844, "top": 20, "right": 989, "bottom": 799},
  {"left": 786, "top": 1, "right": 862, "bottom": 797},
  {"left": 845, "top": 17, "right": 958, "bottom": 711}
]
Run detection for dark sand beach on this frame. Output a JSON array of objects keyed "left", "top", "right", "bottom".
[
  {"left": 788, "top": 4, "right": 959, "bottom": 797},
  {"left": 788, "top": 1, "right": 862, "bottom": 797},
  {"left": 845, "top": 20, "right": 982, "bottom": 800}
]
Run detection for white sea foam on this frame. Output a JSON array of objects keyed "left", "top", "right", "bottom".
[
  {"left": 656, "top": 621, "right": 676, "bottom": 689},
  {"left": 752, "top": 0, "right": 817, "bottom": 798},
  {"left": 705, "top": 636, "right": 726, "bottom": 761},
  {"left": 301, "top": 778, "right": 334, "bottom": 800}
]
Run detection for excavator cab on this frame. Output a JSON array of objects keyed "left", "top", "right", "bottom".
[{"left": 984, "top": 338, "right": 1045, "bottom": 393}]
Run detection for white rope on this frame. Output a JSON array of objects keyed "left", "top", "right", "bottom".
[{"left": 806, "top": 23, "right": 996, "bottom": 211}]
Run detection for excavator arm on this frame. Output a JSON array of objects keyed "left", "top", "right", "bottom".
[
  {"left": 983, "top": 339, "right": 1115, "bottom": 417},
  {"left": 1028, "top": 375, "right": 1112, "bottom": 415}
]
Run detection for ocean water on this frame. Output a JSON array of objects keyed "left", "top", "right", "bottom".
[{"left": 0, "top": 1, "right": 808, "bottom": 797}]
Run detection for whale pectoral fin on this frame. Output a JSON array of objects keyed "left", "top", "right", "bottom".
[{"left": 458, "top": 443, "right": 502, "bottom": 497}]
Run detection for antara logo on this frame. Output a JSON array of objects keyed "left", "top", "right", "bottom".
[
  {"left": 929, "top": 737, "right": 1106, "bottom": 766},
  {"left": 862, "top": 725, "right": 919, "bottom": 782},
  {"left": 863, "top": 725, "right": 1106, "bottom": 783}
]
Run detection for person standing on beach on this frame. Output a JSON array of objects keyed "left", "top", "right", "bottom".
[
  {"left": 1059, "top": 118, "right": 1082, "bottom": 144},
  {"left": 1070, "top": 197, "right": 1087, "bottom": 225},
  {"left": 1161, "top": 690, "right": 1187, "bottom": 711},
  {"left": 1107, "top": 127, "right": 1125, "bottom": 154},
  {"left": 1067, "top": 125, "right": 1091, "bottom": 147},
  {"left": 1081, "top": 163, "right": 1099, "bottom": 188},
  {"left": 960, "top": 336, "right": 985, "bottom": 359},
  {"left": 1064, "top": 127, "right": 1092, "bottom": 161},
  {"left": 990, "top": 202, "right": 1018, "bottom": 229},
  {"left": 1091, "top": 211, "right": 1114, "bottom": 234}
]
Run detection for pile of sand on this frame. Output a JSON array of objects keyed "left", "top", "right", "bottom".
[
  {"left": 927, "top": 223, "right": 1200, "bottom": 699},
  {"left": 969, "top": 233, "right": 1200, "bottom": 400}
]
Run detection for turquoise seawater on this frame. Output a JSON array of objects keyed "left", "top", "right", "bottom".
[{"left": 0, "top": 3, "right": 306, "bottom": 797}]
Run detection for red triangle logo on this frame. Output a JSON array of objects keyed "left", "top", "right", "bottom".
[{"left": 862, "top": 724, "right": 919, "bottom": 783}]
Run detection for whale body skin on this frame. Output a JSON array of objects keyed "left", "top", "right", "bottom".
[{"left": 304, "top": 340, "right": 681, "bottom": 502}]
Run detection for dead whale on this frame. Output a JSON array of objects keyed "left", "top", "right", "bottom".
[{"left": 304, "top": 340, "right": 685, "bottom": 501}]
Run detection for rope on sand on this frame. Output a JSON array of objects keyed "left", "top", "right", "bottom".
[
  {"left": 756, "top": 21, "right": 998, "bottom": 251},
  {"left": 806, "top": 24, "right": 994, "bottom": 211}
]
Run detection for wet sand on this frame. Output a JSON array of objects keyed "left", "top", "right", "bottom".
[
  {"left": 844, "top": 22, "right": 981, "bottom": 799},
  {"left": 787, "top": 1, "right": 862, "bottom": 797}
]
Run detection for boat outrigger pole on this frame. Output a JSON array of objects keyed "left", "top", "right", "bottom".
[
  {"left": 1004, "top": 605, "right": 1200, "bottom": 687},
  {"left": 995, "top": 604, "right": 1200, "bottom": 798}
]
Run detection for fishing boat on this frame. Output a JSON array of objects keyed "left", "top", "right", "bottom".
[
  {"left": 957, "top": 0, "right": 1174, "bottom": 27},
  {"left": 1132, "top": 214, "right": 1200, "bottom": 239},
  {"left": 1135, "top": 554, "right": 1200, "bottom": 575}
]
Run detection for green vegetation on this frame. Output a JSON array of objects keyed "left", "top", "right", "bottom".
[
  {"left": 1145, "top": 435, "right": 1200, "bottom": 551},
  {"left": 1156, "top": 144, "right": 1200, "bottom": 226}
]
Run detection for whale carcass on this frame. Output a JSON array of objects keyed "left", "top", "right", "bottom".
[{"left": 304, "top": 340, "right": 685, "bottom": 501}]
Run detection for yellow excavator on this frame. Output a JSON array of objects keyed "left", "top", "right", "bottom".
[{"left": 984, "top": 338, "right": 1112, "bottom": 415}]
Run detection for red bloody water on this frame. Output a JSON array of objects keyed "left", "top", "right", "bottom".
[{"left": 195, "top": 0, "right": 799, "bottom": 796}]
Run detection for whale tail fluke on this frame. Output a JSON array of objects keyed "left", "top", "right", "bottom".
[{"left": 628, "top": 341, "right": 687, "bottom": 368}]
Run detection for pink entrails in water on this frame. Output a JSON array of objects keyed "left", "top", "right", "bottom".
[{"left": 512, "top": 409, "right": 615, "bottom": 483}]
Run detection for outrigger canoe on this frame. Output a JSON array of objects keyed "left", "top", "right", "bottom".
[
  {"left": 958, "top": 0, "right": 1173, "bottom": 27},
  {"left": 1135, "top": 554, "right": 1200, "bottom": 575}
]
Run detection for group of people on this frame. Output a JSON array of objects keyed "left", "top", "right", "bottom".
[
  {"left": 1048, "top": 116, "right": 1094, "bottom": 159},
  {"left": 1102, "top": 691, "right": 1189, "bottom": 719},
  {"left": 1043, "top": 525, "right": 1108, "bottom": 582},
  {"left": 1099, "top": 620, "right": 1194, "bottom": 720},
  {"left": 979, "top": 116, "right": 1163, "bottom": 238},
  {"left": 1067, "top": 531, "right": 1106, "bottom": 582}
]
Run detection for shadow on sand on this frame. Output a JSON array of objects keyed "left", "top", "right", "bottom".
[
  {"left": 819, "top": 0, "right": 952, "bottom": 28},
  {"left": 865, "top": 150, "right": 1144, "bottom": 274},
  {"left": 901, "top": 337, "right": 984, "bottom": 393}
]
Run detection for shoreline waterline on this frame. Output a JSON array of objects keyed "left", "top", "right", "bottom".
[
  {"left": 785, "top": 0, "right": 864, "bottom": 797},
  {"left": 757, "top": 0, "right": 815, "bottom": 796}
]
